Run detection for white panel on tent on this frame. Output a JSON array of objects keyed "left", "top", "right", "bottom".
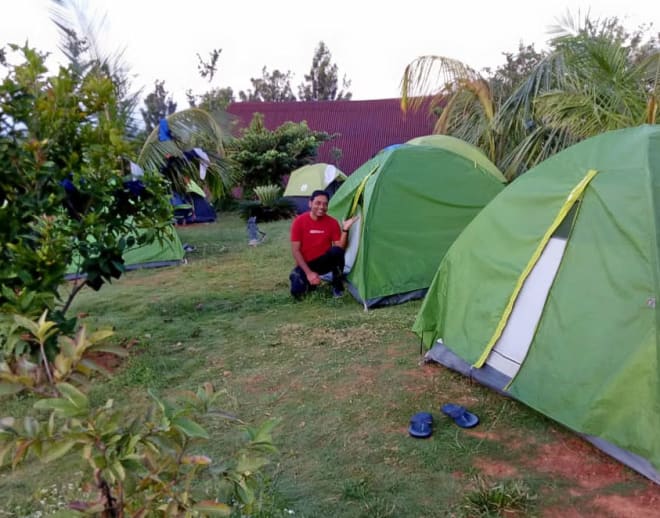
[
  {"left": 486, "top": 237, "right": 568, "bottom": 378},
  {"left": 343, "top": 208, "right": 362, "bottom": 273},
  {"left": 323, "top": 164, "right": 337, "bottom": 186}
]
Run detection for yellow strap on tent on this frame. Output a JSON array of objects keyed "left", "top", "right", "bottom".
[
  {"left": 349, "top": 165, "right": 378, "bottom": 217},
  {"left": 474, "top": 168, "right": 599, "bottom": 368}
]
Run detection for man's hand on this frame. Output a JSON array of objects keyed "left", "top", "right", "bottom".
[
  {"left": 342, "top": 214, "right": 360, "bottom": 232},
  {"left": 307, "top": 272, "right": 321, "bottom": 285}
]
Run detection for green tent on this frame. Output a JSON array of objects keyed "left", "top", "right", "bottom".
[
  {"left": 284, "top": 163, "right": 347, "bottom": 214},
  {"left": 67, "top": 227, "right": 185, "bottom": 280},
  {"left": 413, "top": 125, "right": 660, "bottom": 483},
  {"left": 328, "top": 136, "right": 506, "bottom": 308},
  {"left": 122, "top": 228, "right": 185, "bottom": 270}
]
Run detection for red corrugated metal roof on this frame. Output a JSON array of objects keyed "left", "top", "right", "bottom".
[{"left": 226, "top": 98, "right": 436, "bottom": 174}]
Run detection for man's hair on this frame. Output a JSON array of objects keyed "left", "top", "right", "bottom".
[{"left": 310, "top": 190, "right": 330, "bottom": 201}]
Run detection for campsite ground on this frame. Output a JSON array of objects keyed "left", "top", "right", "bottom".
[{"left": 1, "top": 214, "right": 659, "bottom": 517}]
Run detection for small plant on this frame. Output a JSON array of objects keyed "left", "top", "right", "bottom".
[
  {"left": 0, "top": 311, "right": 280, "bottom": 516},
  {"left": 341, "top": 477, "right": 369, "bottom": 500},
  {"left": 254, "top": 184, "right": 282, "bottom": 208},
  {"left": 239, "top": 184, "right": 295, "bottom": 222},
  {"left": 0, "top": 382, "right": 279, "bottom": 516},
  {"left": 459, "top": 476, "right": 537, "bottom": 517},
  {"left": 0, "top": 310, "right": 124, "bottom": 397}
]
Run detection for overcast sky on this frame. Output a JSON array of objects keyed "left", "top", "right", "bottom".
[{"left": 2, "top": 1, "right": 657, "bottom": 106}]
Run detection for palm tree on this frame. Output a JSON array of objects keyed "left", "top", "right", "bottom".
[{"left": 401, "top": 12, "right": 660, "bottom": 180}]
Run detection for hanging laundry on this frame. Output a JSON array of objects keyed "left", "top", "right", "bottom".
[
  {"left": 130, "top": 161, "right": 144, "bottom": 179},
  {"left": 159, "top": 118, "right": 173, "bottom": 141},
  {"left": 193, "top": 147, "right": 210, "bottom": 180}
]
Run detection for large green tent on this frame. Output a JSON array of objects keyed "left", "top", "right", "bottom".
[
  {"left": 413, "top": 125, "right": 660, "bottom": 483},
  {"left": 328, "top": 136, "right": 506, "bottom": 308}
]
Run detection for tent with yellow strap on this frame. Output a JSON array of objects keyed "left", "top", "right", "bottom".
[
  {"left": 414, "top": 125, "right": 660, "bottom": 484},
  {"left": 328, "top": 135, "right": 505, "bottom": 308}
]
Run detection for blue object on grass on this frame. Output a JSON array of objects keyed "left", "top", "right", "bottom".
[
  {"left": 408, "top": 411, "right": 433, "bottom": 438},
  {"left": 441, "top": 404, "right": 479, "bottom": 429}
]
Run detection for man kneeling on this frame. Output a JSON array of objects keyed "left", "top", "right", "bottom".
[{"left": 289, "top": 190, "right": 358, "bottom": 299}]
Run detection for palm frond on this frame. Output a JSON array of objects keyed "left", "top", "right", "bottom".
[
  {"left": 49, "top": 0, "right": 140, "bottom": 130},
  {"left": 401, "top": 55, "right": 499, "bottom": 160},
  {"left": 401, "top": 55, "right": 480, "bottom": 113},
  {"left": 137, "top": 108, "right": 239, "bottom": 199}
]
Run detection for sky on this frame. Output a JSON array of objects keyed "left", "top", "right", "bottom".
[{"left": 1, "top": 1, "right": 658, "bottom": 107}]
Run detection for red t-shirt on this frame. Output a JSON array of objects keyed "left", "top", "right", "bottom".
[{"left": 290, "top": 213, "right": 341, "bottom": 262}]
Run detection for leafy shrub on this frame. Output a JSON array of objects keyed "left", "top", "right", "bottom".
[
  {"left": 238, "top": 198, "right": 296, "bottom": 223},
  {"left": 254, "top": 184, "right": 282, "bottom": 207},
  {"left": 0, "top": 312, "right": 280, "bottom": 516},
  {"left": 459, "top": 476, "right": 537, "bottom": 517},
  {"left": 0, "top": 44, "right": 173, "bottom": 321},
  {"left": 226, "top": 113, "right": 334, "bottom": 191},
  {"left": 0, "top": 310, "right": 124, "bottom": 397}
]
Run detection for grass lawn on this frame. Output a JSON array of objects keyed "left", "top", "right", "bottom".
[{"left": 1, "top": 213, "right": 659, "bottom": 517}]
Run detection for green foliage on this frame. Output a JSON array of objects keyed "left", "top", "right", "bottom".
[
  {"left": 298, "top": 41, "right": 352, "bottom": 101},
  {"left": 239, "top": 66, "right": 297, "bottom": 102},
  {"left": 0, "top": 310, "right": 123, "bottom": 397},
  {"left": 0, "top": 380, "right": 279, "bottom": 516},
  {"left": 238, "top": 198, "right": 296, "bottom": 223},
  {"left": 253, "top": 185, "right": 282, "bottom": 207},
  {"left": 227, "top": 113, "right": 333, "bottom": 192},
  {"left": 402, "top": 14, "right": 660, "bottom": 179},
  {"left": 196, "top": 48, "right": 223, "bottom": 82},
  {"left": 458, "top": 477, "right": 537, "bottom": 517},
  {"left": 188, "top": 86, "right": 236, "bottom": 112},
  {"left": 0, "top": 44, "right": 173, "bottom": 320},
  {"left": 140, "top": 79, "right": 178, "bottom": 132},
  {"left": 186, "top": 48, "right": 235, "bottom": 112}
]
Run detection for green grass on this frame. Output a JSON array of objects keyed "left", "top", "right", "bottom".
[{"left": 0, "top": 213, "right": 653, "bottom": 517}]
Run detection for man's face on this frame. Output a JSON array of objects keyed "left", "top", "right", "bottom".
[{"left": 309, "top": 195, "right": 329, "bottom": 219}]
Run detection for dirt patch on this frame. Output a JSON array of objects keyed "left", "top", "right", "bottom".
[
  {"left": 86, "top": 351, "right": 125, "bottom": 374},
  {"left": 592, "top": 489, "right": 660, "bottom": 517},
  {"left": 400, "top": 362, "right": 445, "bottom": 396},
  {"left": 466, "top": 429, "right": 503, "bottom": 442},
  {"left": 542, "top": 506, "right": 593, "bottom": 518},
  {"left": 326, "top": 364, "right": 381, "bottom": 401},
  {"left": 241, "top": 374, "right": 268, "bottom": 394},
  {"left": 473, "top": 457, "right": 519, "bottom": 478},
  {"left": 528, "top": 434, "right": 633, "bottom": 490},
  {"left": 278, "top": 323, "right": 387, "bottom": 349}
]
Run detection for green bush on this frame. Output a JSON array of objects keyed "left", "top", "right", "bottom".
[
  {"left": 254, "top": 184, "right": 282, "bottom": 207},
  {"left": 0, "top": 312, "right": 280, "bottom": 516},
  {"left": 226, "top": 113, "right": 334, "bottom": 192},
  {"left": 238, "top": 198, "right": 296, "bottom": 223},
  {"left": 0, "top": 44, "right": 173, "bottom": 322}
]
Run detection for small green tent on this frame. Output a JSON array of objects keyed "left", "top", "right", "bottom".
[
  {"left": 284, "top": 163, "right": 347, "bottom": 214},
  {"left": 414, "top": 125, "right": 660, "bottom": 483},
  {"left": 67, "top": 227, "right": 185, "bottom": 280},
  {"left": 122, "top": 229, "right": 185, "bottom": 270},
  {"left": 328, "top": 136, "right": 506, "bottom": 308}
]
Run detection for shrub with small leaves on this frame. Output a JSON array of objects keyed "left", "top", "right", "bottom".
[
  {"left": 0, "top": 313, "right": 280, "bottom": 517},
  {"left": 0, "top": 381, "right": 279, "bottom": 516}
]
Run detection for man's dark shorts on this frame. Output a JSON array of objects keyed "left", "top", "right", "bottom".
[{"left": 290, "top": 246, "right": 345, "bottom": 298}]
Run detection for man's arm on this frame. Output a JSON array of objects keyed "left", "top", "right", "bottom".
[
  {"left": 332, "top": 215, "right": 360, "bottom": 248},
  {"left": 291, "top": 241, "right": 321, "bottom": 285}
]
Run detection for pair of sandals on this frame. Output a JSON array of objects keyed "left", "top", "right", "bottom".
[{"left": 408, "top": 404, "right": 479, "bottom": 438}]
